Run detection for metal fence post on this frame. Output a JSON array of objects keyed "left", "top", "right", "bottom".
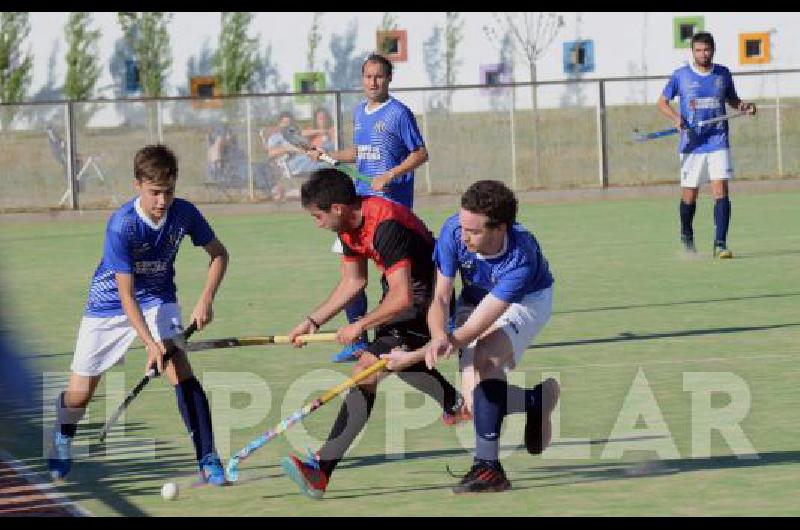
[
  {"left": 157, "top": 99, "right": 164, "bottom": 142},
  {"left": 421, "top": 94, "right": 431, "bottom": 194},
  {"left": 334, "top": 91, "right": 343, "bottom": 151},
  {"left": 245, "top": 97, "right": 254, "bottom": 200},
  {"left": 65, "top": 101, "right": 79, "bottom": 210},
  {"left": 775, "top": 73, "right": 783, "bottom": 177},
  {"left": 510, "top": 85, "right": 518, "bottom": 191},
  {"left": 596, "top": 80, "right": 609, "bottom": 188}
]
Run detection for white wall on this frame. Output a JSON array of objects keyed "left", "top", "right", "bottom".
[{"left": 26, "top": 11, "right": 800, "bottom": 105}]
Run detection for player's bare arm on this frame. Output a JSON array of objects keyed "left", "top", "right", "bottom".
[
  {"left": 309, "top": 144, "right": 357, "bottom": 163},
  {"left": 338, "top": 264, "right": 414, "bottom": 344},
  {"left": 657, "top": 95, "right": 686, "bottom": 130},
  {"left": 372, "top": 146, "right": 429, "bottom": 192},
  {"left": 116, "top": 272, "right": 167, "bottom": 374},
  {"left": 424, "top": 271, "right": 457, "bottom": 369},
  {"left": 289, "top": 257, "right": 368, "bottom": 345},
  {"left": 451, "top": 293, "right": 511, "bottom": 349},
  {"left": 190, "top": 238, "right": 228, "bottom": 330}
]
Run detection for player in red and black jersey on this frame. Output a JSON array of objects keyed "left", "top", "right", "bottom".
[{"left": 283, "top": 168, "right": 462, "bottom": 499}]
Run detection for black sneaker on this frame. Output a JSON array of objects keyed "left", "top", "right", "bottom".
[
  {"left": 681, "top": 234, "right": 697, "bottom": 254},
  {"left": 452, "top": 460, "right": 511, "bottom": 494},
  {"left": 713, "top": 240, "right": 733, "bottom": 259},
  {"left": 525, "top": 378, "right": 560, "bottom": 455}
]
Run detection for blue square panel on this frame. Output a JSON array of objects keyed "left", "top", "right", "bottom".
[{"left": 563, "top": 40, "right": 595, "bottom": 74}]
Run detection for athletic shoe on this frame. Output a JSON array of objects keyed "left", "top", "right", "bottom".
[
  {"left": 47, "top": 431, "right": 73, "bottom": 480},
  {"left": 199, "top": 452, "right": 228, "bottom": 486},
  {"left": 442, "top": 393, "right": 472, "bottom": 426},
  {"left": 681, "top": 234, "right": 697, "bottom": 254},
  {"left": 302, "top": 447, "right": 321, "bottom": 470},
  {"left": 525, "top": 378, "right": 561, "bottom": 455},
  {"left": 713, "top": 240, "right": 733, "bottom": 259},
  {"left": 330, "top": 340, "right": 368, "bottom": 363},
  {"left": 452, "top": 460, "right": 511, "bottom": 494},
  {"left": 281, "top": 454, "right": 328, "bottom": 500}
]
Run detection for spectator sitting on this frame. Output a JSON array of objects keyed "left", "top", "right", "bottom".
[
  {"left": 302, "top": 106, "right": 336, "bottom": 153},
  {"left": 265, "top": 111, "right": 323, "bottom": 179}
]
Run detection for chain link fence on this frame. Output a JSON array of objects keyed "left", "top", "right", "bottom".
[{"left": 1, "top": 70, "right": 798, "bottom": 211}]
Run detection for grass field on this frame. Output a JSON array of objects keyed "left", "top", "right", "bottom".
[{"left": 1, "top": 188, "right": 799, "bottom": 516}]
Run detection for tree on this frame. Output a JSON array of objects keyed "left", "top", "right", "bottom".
[
  {"left": 378, "top": 12, "right": 399, "bottom": 55},
  {"left": 484, "top": 12, "right": 564, "bottom": 184},
  {"left": 117, "top": 12, "right": 173, "bottom": 98},
  {"left": 64, "top": 12, "right": 101, "bottom": 101},
  {"left": 0, "top": 12, "right": 33, "bottom": 129},
  {"left": 306, "top": 12, "right": 324, "bottom": 72},
  {"left": 325, "top": 19, "right": 363, "bottom": 90},
  {"left": 214, "top": 12, "right": 262, "bottom": 95},
  {"left": 422, "top": 13, "right": 463, "bottom": 112}
]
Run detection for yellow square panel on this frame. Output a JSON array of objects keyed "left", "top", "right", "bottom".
[{"left": 739, "top": 32, "right": 770, "bottom": 65}]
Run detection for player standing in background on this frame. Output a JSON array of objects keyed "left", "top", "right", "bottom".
[
  {"left": 307, "top": 53, "right": 429, "bottom": 362},
  {"left": 47, "top": 144, "right": 230, "bottom": 485},
  {"left": 657, "top": 31, "right": 756, "bottom": 258}
]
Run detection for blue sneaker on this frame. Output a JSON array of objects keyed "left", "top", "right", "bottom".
[
  {"left": 47, "top": 431, "right": 73, "bottom": 480},
  {"left": 199, "top": 452, "right": 228, "bottom": 486},
  {"left": 330, "top": 341, "right": 368, "bottom": 363}
]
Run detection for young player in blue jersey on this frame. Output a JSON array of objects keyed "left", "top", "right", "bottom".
[
  {"left": 383, "top": 180, "right": 560, "bottom": 493},
  {"left": 657, "top": 32, "right": 756, "bottom": 258},
  {"left": 47, "top": 144, "right": 230, "bottom": 485},
  {"left": 307, "top": 53, "right": 429, "bottom": 363}
]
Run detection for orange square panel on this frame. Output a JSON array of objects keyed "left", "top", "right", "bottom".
[{"left": 376, "top": 30, "right": 408, "bottom": 62}]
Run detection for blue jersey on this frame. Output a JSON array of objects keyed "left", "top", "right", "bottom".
[
  {"left": 662, "top": 64, "right": 739, "bottom": 154},
  {"left": 353, "top": 97, "right": 425, "bottom": 209},
  {"left": 433, "top": 214, "right": 554, "bottom": 305},
  {"left": 84, "top": 198, "right": 215, "bottom": 317}
]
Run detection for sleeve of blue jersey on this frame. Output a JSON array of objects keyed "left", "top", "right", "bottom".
[
  {"left": 661, "top": 71, "right": 679, "bottom": 101},
  {"left": 104, "top": 219, "right": 134, "bottom": 274},
  {"left": 397, "top": 103, "right": 425, "bottom": 152},
  {"left": 186, "top": 202, "right": 216, "bottom": 247},
  {"left": 489, "top": 265, "right": 532, "bottom": 304},
  {"left": 723, "top": 67, "right": 739, "bottom": 103},
  {"left": 433, "top": 216, "right": 460, "bottom": 278}
]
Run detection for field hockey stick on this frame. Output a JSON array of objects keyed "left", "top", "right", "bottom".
[
  {"left": 182, "top": 332, "right": 337, "bottom": 353},
  {"left": 226, "top": 358, "right": 389, "bottom": 481},
  {"left": 280, "top": 124, "right": 372, "bottom": 185},
  {"left": 98, "top": 321, "right": 198, "bottom": 442},
  {"left": 632, "top": 110, "right": 748, "bottom": 143}
]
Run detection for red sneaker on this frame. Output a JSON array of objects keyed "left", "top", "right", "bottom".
[{"left": 281, "top": 454, "right": 328, "bottom": 499}]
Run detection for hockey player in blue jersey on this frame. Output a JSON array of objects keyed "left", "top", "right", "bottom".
[
  {"left": 47, "top": 144, "right": 230, "bottom": 485},
  {"left": 657, "top": 31, "right": 756, "bottom": 258},
  {"left": 307, "top": 53, "right": 430, "bottom": 362},
  {"left": 382, "top": 180, "right": 560, "bottom": 493}
]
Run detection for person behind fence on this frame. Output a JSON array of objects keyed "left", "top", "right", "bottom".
[
  {"left": 265, "top": 111, "right": 323, "bottom": 179},
  {"left": 304, "top": 107, "right": 336, "bottom": 153},
  {"left": 47, "top": 144, "right": 230, "bottom": 486},
  {"left": 382, "top": 180, "right": 560, "bottom": 494},
  {"left": 657, "top": 31, "right": 756, "bottom": 259},
  {"left": 305, "top": 53, "right": 430, "bottom": 363}
]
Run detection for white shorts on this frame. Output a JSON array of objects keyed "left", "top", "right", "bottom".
[
  {"left": 331, "top": 237, "right": 343, "bottom": 254},
  {"left": 457, "top": 286, "right": 553, "bottom": 371},
  {"left": 679, "top": 149, "right": 733, "bottom": 188},
  {"left": 70, "top": 303, "right": 183, "bottom": 377}
]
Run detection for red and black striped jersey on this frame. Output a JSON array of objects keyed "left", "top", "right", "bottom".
[{"left": 339, "top": 196, "right": 435, "bottom": 302}]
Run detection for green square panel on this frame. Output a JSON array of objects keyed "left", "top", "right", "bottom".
[
  {"left": 293, "top": 72, "right": 326, "bottom": 102},
  {"left": 673, "top": 16, "right": 705, "bottom": 48}
]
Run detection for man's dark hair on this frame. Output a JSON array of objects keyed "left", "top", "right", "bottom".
[
  {"left": 301, "top": 168, "right": 359, "bottom": 211},
  {"left": 691, "top": 32, "right": 715, "bottom": 51},
  {"left": 461, "top": 180, "right": 518, "bottom": 229},
  {"left": 278, "top": 110, "right": 294, "bottom": 122},
  {"left": 134, "top": 144, "right": 178, "bottom": 184},
  {"left": 362, "top": 53, "right": 393, "bottom": 78}
]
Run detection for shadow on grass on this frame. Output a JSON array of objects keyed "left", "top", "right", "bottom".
[
  {"left": 265, "top": 449, "right": 800, "bottom": 500},
  {"left": 529, "top": 322, "right": 800, "bottom": 350},
  {"left": 554, "top": 291, "right": 800, "bottom": 316},
  {"left": 1, "top": 375, "right": 198, "bottom": 516}
]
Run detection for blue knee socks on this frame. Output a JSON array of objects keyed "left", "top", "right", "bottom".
[
  {"left": 714, "top": 197, "right": 731, "bottom": 244},
  {"left": 175, "top": 377, "right": 215, "bottom": 462},
  {"left": 344, "top": 289, "right": 369, "bottom": 343}
]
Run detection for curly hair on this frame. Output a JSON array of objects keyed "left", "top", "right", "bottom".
[{"left": 460, "top": 180, "right": 518, "bottom": 229}]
